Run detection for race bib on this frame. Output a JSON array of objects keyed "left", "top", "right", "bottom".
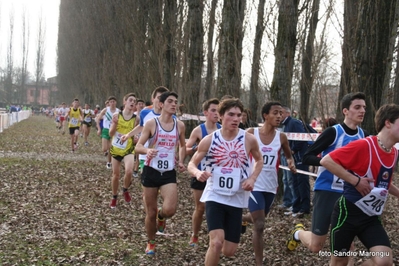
[
  {"left": 112, "top": 132, "right": 127, "bottom": 149},
  {"left": 150, "top": 152, "right": 174, "bottom": 172},
  {"left": 331, "top": 175, "right": 344, "bottom": 191},
  {"left": 84, "top": 116, "right": 92, "bottom": 123},
  {"left": 212, "top": 167, "right": 241, "bottom": 196},
  {"left": 355, "top": 187, "right": 388, "bottom": 216},
  {"left": 70, "top": 118, "right": 78, "bottom": 126}
]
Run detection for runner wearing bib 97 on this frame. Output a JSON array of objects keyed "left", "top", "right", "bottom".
[
  {"left": 188, "top": 98, "right": 263, "bottom": 266},
  {"left": 320, "top": 103, "right": 399, "bottom": 266},
  {"left": 135, "top": 91, "right": 186, "bottom": 256},
  {"left": 242, "top": 101, "right": 296, "bottom": 266},
  {"left": 287, "top": 92, "right": 367, "bottom": 254},
  {"left": 108, "top": 93, "right": 141, "bottom": 209}
]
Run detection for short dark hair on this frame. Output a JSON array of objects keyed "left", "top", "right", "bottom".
[
  {"left": 218, "top": 98, "right": 243, "bottom": 116},
  {"left": 73, "top": 98, "right": 79, "bottom": 102},
  {"left": 137, "top": 99, "right": 145, "bottom": 104},
  {"left": 375, "top": 103, "right": 399, "bottom": 132},
  {"left": 261, "top": 101, "right": 282, "bottom": 121},
  {"left": 341, "top": 92, "right": 366, "bottom": 112},
  {"left": 202, "top": 98, "right": 219, "bottom": 111},
  {"left": 107, "top": 96, "right": 117, "bottom": 102},
  {"left": 159, "top": 91, "right": 178, "bottom": 103}
]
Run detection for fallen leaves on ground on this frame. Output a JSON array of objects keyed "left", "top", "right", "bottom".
[{"left": 0, "top": 116, "right": 398, "bottom": 265}]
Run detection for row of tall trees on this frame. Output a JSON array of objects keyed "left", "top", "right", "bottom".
[
  {"left": 58, "top": 0, "right": 399, "bottom": 134},
  {"left": 1, "top": 6, "right": 47, "bottom": 106}
]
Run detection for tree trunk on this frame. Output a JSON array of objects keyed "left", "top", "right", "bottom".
[
  {"left": 186, "top": 0, "right": 204, "bottom": 115},
  {"left": 203, "top": 0, "right": 218, "bottom": 103},
  {"left": 216, "top": 0, "right": 246, "bottom": 99},
  {"left": 269, "top": 0, "right": 299, "bottom": 107},
  {"left": 351, "top": 0, "right": 398, "bottom": 134},
  {"left": 299, "top": 0, "right": 320, "bottom": 124},
  {"left": 249, "top": 0, "right": 266, "bottom": 122}
]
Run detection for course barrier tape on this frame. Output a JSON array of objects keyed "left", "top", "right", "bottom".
[
  {"left": 279, "top": 165, "right": 318, "bottom": 177},
  {"left": 0, "top": 110, "right": 31, "bottom": 133}
]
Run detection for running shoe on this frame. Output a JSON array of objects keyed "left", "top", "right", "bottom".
[
  {"left": 189, "top": 236, "right": 198, "bottom": 247},
  {"left": 132, "top": 171, "right": 139, "bottom": 178},
  {"left": 74, "top": 143, "right": 78, "bottom": 150},
  {"left": 157, "top": 208, "right": 166, "bottom": 233},
  {"left": 110, "top": 198, "right": 117, "bottom": 209},
  {"left": 84, "top": 142, "right": 88, "bottom": 146},
  {"left": 145, "top": 241, "right": 156, "bottom": 255},
  {"left": 123, "top": 190, "right": 131, "bottom": 203},
  {"left": 286, "top": 223, "right": 305, "bottom": 251},
  {"left": 106, "top": 162, "right": 111, "bottom": 169},
  {"left": 241, "top": 221, "right": 248, "bottom": 234}
]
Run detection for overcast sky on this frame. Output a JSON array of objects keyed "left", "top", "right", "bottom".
[{"left": 0, "top": 0, "right": 60, "bottom": 79}]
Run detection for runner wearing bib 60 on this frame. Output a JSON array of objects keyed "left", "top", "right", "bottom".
[
  {"left": 135, "top": 91, "right": 186, "bottom": 256},
  {"left": 188, "top": 98, "right": 263, "bottom": 266},
  {"left": 320, "top": 103, "right": 399, "bottom": 266},
  {"left": 287, "top": 92, "right": 367, "bottom": 254},
  {"left": 108, "top": 93, "right": 141, "bottom": 209}
]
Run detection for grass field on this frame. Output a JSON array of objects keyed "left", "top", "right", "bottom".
[{"left": 0, "top": 115, "right": 398, "bottom": 265}]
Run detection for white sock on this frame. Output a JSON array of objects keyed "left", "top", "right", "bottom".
[{"left": 294, "top": 231, "right": 301, "bottom": 241}]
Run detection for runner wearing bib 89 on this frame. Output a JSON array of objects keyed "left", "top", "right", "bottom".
[
  {"left": 187, "top": 98, "right": 263, "bottom": 266},
  {"left": 287, "top": 92, "right": 367, "bottom": 254},
  {"left": 108, "top": 93, "right": 141, "bottom": 209},
  {"left": 320, "top": 103, "right": 399, "bottom": 266},
  {"left": 136, "top": 86, "right": 169, "bottom": 173},
  {"left": 135, "top": 91, "right": 186, "bottom": 256},
  {"left": 65, "top": 98, "right": 83, "bottom": 153}
]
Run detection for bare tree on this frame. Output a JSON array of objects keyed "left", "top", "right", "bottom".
[
  {"left": 203, "top": 0, "right": 218, "bottom": 102},
  {"left": 299, "top": 0, "right": 320, "bottom": 123},
  {"left": 249, "top": 0, "right": 266, "bottom": 121},
  {"left": 6, "top": 9, "right": 15, "bottom": 104},
  {"left": 216, "top": 0, "right": 246, "bottom": 98},
  {"left": 269, "top": 0, "right": 300, "bottom": 106},
  {"left": 34, "top": 9, "right": 46, "bottom": 105},
  {"left": 336, "top": 0, "right": 359, "bottom": 121},
  {"left": 351, "top": 0, "right": 398, "bottom": 134},
  {"left": 20, "top": 6, "right": 30, "bottom": 105},
  {"left": 185, "top": 0, "right": 204, "bottom": 115}
]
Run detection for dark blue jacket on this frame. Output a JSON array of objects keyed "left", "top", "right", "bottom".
[{"left": 282, "top": 116, "right": 308, "bottom": 163}]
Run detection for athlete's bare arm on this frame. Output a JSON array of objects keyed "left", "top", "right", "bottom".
[
  {"left": 109, "top": 113, "right": 119, "bottom": 137},
  {"left": 242, "top": 133, "right": 262, "bottom": 191},
  {"left": 188, "top": 134, "right": 212, "bottom": 182},
  {"left": 185, "top": 126, "right": 201, "bottom": 156},
  {"left": 135, "top": 119, "right": 156, "bottom": 158},
  {"left": 177, "top": 120, "right": 186, "bottom": 172},
  {"left": 280, "top": 132, "right": 296, "bottom": 173}
]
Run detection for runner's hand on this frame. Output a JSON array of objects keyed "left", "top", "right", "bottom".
[
  {"left": 196, "top": 171, "right": 211, "bottom": 182},
  {"left": 355, "top": 177, "right": 374, "bottom": 196}
]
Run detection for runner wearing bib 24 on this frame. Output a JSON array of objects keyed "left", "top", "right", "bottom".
[
  {"left": 320, "top": 103, "right": 399, "bottom": 266},
  {"left": 288, "top": 92, "right": 367, "bottom": 254}
]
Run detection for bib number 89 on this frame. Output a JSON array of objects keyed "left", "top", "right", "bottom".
[{"left": 157, "top": 160, "right": 169, "bottom": 170}]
